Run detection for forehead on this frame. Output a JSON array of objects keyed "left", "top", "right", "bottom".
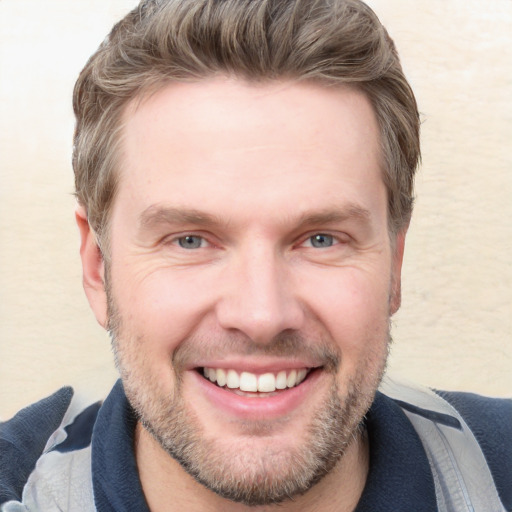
[
  {"left": 114, "top": 78, "right": 385, "bottom": 231},
  {"left": 122, "top": 78, "right": 380, "bottom": 161}
]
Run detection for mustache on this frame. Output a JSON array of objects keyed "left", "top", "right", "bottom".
[{"left": 172, "top": 330, "right": 340, "bottom": 374}]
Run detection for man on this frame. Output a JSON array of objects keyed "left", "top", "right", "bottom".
[{"left": 0, "top": 0, "right": 510, "bottom": 511}]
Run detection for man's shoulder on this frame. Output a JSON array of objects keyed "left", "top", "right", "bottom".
[
  {"left": 436, "top": 389, "right": 512, "bottom": 510},
  {"left": 435, "top": 388, "right": 512, "bottom": 428},
  {"left": 435, "top": 389, "right": 512, "bottom": 474},
  {"left": 0, "top": 388, "right": 101, "bottom": 510},
  {"left": 380, "top": 378, "right": 511, "bottom": 436},
  {"left": 379, "top": 378, "right": 511, "bottom": 510}
]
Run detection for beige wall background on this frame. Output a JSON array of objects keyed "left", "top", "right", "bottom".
[{"left": 0, "top": 0, "right": 510, "bottom": 420}]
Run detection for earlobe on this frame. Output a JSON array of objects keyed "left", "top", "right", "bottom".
[
  {"left": 75, "top": 205, "right": 108, "bottom": 328},
  {"left": 390, "top": 228, "right": 407, "bottom": 315}
]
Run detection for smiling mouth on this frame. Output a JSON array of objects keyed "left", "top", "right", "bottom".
[{"left": 198, "top": 367, "right": 314, "bottom": 396}]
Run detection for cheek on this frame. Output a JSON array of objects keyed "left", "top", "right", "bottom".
[
  {"left": 112, "top": 265, "right": 218, "bottom": 353},
  {"left": 299, "top": 267, "right": 391, "bottom": 351}
]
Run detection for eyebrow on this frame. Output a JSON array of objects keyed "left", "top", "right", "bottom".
[
  {"left": 138, "top": 203, "right": 373, "bottom": 233},
  {"left": 293, "top": 206, "right": 372, "bottom": 229},
  {"left": 139, "top": 205, "right": 224, "bottom": 231}
]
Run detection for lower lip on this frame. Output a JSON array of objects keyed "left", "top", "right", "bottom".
[{"left": 188, "top": 368, "right": 324, "bottom": 420}]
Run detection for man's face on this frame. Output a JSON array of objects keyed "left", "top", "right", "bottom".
[{"left": 93, "top": 79, "right": 404, "bottom": 504}]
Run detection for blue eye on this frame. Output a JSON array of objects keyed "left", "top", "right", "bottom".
[
  {"left": 309, "top": 234, "right": 334, "bottom": 248},
  {"left": 177, "top": 235, "right": 204, "bottom": 249}
]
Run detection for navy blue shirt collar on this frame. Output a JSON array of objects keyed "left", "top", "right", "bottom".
[
  {"left": 91, "top": 380, "right": 437, "bottom": 511},
  {"left": 92, "top": 380, "right": 150, "bottom": 512},
  {"left": 354, "top": 392, "right": 437, "bottom": 511}
]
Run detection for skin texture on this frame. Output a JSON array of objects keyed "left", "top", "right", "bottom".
[{"left": 76, "top": 78, "right": 406, "bottom": 511}]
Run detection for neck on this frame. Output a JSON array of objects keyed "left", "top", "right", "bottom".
[{"left": 135, "top": 423, "right": 369, "bottom": 512}]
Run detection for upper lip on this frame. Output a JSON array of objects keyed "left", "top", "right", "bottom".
[{"left": 189, "top": 358, "right": 323, "bottom": 374}]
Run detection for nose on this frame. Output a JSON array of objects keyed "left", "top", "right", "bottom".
[{"left": 215, "top": 244, "right": 304, "bottom": 344}]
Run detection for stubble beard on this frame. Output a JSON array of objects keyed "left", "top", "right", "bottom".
[{"left": 107, "top": 288, "right": 389, "bottom": 506}]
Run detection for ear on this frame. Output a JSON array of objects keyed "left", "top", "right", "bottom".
[
  {"left": 389, "top": 227, "right": 407, "bottom": 315},
  {"left": 75, "top": 205, "right": 108, "bottom": 328}
]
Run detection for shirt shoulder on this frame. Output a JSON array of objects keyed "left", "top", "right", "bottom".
[
  {"left": 436, "top": 390, "right": 512, "bottom": 511},
  {"left": 0, "top": 388, "right": 101, "bottom": 510}
]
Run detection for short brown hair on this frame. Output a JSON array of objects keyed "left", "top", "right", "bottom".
[{"left": 73, "top": 0, "right": 420, "bottom": 245}]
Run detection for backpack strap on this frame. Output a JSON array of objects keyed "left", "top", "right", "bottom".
[
  {"left": 379, "top": 377, "right": 506, "bottom": 512},
  {"left": 1, "top": 389, "right": 99, "bottom": 512}
]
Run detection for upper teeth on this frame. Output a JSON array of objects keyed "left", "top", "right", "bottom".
[{"left": 203, "top": 368, "right": 308, "bottom": 393}]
